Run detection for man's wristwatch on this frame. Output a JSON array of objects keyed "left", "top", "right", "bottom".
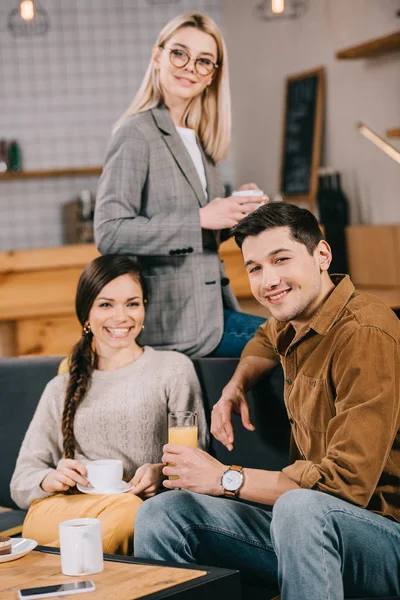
[{"left": 221, "top": 465, "right": 244, "bottom": 498}]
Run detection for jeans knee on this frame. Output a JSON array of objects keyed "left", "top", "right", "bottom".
[
  {"left": 272, "top": 489, "right": 329, "bottom": 535},
  {"left": 135, "top": 491, "right": 197, "bottom": 537}
]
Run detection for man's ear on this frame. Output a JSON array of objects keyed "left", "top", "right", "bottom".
[
  {"left": 152, "top": 45, "right": 162, "bottom": 69},
  {"left": 316, "top": 240, "right": 332, "bottom": 273}
]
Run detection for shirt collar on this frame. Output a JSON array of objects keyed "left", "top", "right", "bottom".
[
  {"left": 274, "top": 274, "right": 355, "bottom": 347},
  {"left": 310, "top": 274, "right": 355, "bottom": 335}
]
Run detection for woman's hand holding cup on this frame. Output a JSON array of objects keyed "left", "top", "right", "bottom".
[
  {"left": 41, "top": 459, "right": 88, "bottom": 493},
  {"left": 199, "top": 183, "right": 269, "bottom": 230}
]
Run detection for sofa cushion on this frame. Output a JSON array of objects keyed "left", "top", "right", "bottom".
[
  {"left": 193, "top": 359, "right": 290, "bottom": 472},
  {"left": 0, "top": 508, "right": 27, "bottom": 536},
  {"left": 0, "top": 356, "right": 60, "bottom": 509}
]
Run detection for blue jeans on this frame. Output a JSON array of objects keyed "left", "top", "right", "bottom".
[
  {"left": 134, "top": 489, "right": 400, "bottom": 600},
  {"left": 209, "top": 310, "right": 266, "bottom": 358}
]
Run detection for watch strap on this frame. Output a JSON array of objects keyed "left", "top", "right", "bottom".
[{"left": 230, "top": 465, "right": 243, "bottom": 473}]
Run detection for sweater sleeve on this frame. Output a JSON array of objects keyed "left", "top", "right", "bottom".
[
  {"left": 10, "top": 376, "right": 66, "bottom": 510},
  {"left": 166, "top": 353, "right": 209, "bottom": 452}
]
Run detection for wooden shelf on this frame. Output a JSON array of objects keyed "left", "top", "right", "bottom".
[
  {"left": 0, "top": 166, "right": 102, "bottom": 181},
  {"left": 336, "top": 30, "right": 400, "bottom": 59},
  {"left": 386, "top": 128, "right": 400, "bottom": 138}
]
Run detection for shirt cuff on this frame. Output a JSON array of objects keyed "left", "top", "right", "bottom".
[{"left": 282, "top": 460, "right": 322, "bottom": 489}]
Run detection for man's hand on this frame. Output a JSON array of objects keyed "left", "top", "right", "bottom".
[
  {"left": 129, "top": 463, "right": 164, "bottom": 499},
  {"left": 41, "top": 459, "right": 88, "bottom": 493},
  {"left": 211, "top": 380, "right": 255, "bottom": 451},
  {"left": 162, "top": 444, "right": 226, "bottom": 496}
]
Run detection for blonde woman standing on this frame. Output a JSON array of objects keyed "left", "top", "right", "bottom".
[{"left": 95, "top": 13, "right": 266, "bottom": 358}]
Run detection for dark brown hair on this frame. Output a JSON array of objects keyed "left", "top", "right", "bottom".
[
  {"left": 62, "top": 255, "right": 146, "bottom": 459},
  {"left": 232, "top": 202, "right": 323, "bottom": 256}
]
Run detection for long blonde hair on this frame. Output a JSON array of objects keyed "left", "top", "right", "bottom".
[{"left": 114, "top": 13, "right": 231, "bottom": 163}]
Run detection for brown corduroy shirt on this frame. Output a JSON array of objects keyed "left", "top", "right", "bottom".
[{"left": 242, "top": 275, "right": 400, "bottom": 522}]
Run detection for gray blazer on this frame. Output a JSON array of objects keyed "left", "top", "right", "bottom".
[{"left": 94, "top": 105, "right": 239, "bottom": 356}]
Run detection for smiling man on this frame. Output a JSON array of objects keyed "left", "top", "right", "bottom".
[{"left": 134, "top": 203, "right": 400, "bottom": 600}]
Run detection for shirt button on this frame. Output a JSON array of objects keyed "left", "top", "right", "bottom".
[
  {"left": 289, "top": 417, "right": 294, "bottom": 424},
  {"left": 221, "top": 277, "right": 230, "bottom": 286},
  {"left": 286, "top": 378, "right": 292, "bottom": 385},
  {"left": 187, "top": 247, "right": 193, "bottom": 253},
  {"left": 169, "top": 250, "right": 176, "bottom": 256}
]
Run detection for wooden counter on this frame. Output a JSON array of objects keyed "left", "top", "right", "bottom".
[
  {"left": 345, "top": 224, "right": 400, "bottom": 310},
  {"left": 0, "top": 227, "right": 398, "bottom": 357},
  {"left": 0, "top": 240, "right": 250, "bottom": 357},
  {"left": 0, "top": 245, "right": 100, "bottom": 356}
]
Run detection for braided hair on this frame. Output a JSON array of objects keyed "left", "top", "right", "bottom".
[{"left": 61, "top": 254, "right": 146, "bottom": 459}]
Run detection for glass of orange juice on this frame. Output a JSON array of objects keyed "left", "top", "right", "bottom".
[{"left": 168, "top": 411, "right": 198, "bottom": 480}]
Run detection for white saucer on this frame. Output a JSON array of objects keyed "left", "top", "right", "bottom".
[
  {"left": 0, "top": 538, "right": 37, "bottom": 563},
  {"left": 77, "top": 481, "right": 132, "bottom": 495}
]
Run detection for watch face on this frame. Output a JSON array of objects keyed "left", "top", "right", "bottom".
[{"left": 222, "top": 469, "right": 243, "bottom": 492}]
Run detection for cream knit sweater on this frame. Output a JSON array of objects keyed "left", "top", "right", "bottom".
[{"left": 11, "top": 347, "right": 208, "bottom": 510}]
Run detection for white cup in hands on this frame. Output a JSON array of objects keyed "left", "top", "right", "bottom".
[
  {"left": 232, "top": 189, "right": 268, "bottom": 211},
  {"left": 86, "top": 459, "right": 123, "bottom": 492},
  {"left": 59, "top": 517, "right": 104, "bottom": 576}
]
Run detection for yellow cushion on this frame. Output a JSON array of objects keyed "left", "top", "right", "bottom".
[{"left": 58, "top": 357, "right": 70, "bottom": 375}]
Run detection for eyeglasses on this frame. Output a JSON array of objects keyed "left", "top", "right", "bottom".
[{"left": 161, "top": 47, "right": 218, "bottom": 76}]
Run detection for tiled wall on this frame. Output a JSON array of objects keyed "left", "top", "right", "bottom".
[{"left": 0, "top": 0, "right": 229, "bottom": 251}]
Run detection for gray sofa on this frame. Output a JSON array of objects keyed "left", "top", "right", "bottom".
[
  {"left": 0, "top": 356, "right": 289, "bottom": 534},
  {"left": 0, "top": 356, "right": 397, "bottom": 600}
]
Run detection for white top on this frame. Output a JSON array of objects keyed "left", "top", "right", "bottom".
[
  {"left": 10, "top": 347, "right": 209, "bottom": 510},
  {"left": 176, "top": 126, "right": 208, "bottom": 197}
]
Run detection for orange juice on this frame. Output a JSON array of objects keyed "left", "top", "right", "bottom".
[
  {"left": 168, "top": 425, "right": 198, "bottom": 448},
  {"left": 168, "top": 426, "right": 198, "bottom": 479}
]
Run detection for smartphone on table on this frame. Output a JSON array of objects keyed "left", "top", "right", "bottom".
[{"left": 18, "top": 580, "right": 95, "bottom": 600}]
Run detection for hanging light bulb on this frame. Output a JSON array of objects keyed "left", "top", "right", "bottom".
[
  {"left": 255, "top": 0, "right": 308, "bottom": 20},
  {"left": 8, "top": 0, "right": 50, "bottom": 37},
  {"left": 20, "top": 0, "right": 34, "bottom": 20},
  {"left": 271, "top": 0, "right": 285, "bottom": 14}
]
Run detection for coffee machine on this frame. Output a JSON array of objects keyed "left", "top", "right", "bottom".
[{"left": 62, "top": 190, "right": 95, "bottom": 244}]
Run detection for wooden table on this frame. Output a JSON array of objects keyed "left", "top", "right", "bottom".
[{"left": 0, "top": 547, "right": 241, "bottom": 600}]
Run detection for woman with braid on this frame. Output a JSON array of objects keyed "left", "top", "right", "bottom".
[{"left": 10, "top": 255, "right": 208, "bottom": 554}]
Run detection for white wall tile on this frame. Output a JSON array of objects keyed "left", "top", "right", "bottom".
[{"left": 0, "top": 0, "right": 233, "bottom": 251}]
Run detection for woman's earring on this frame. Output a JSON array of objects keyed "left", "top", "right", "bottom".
[
  {"left": 83, "top": 322, "right": 91, "bottom": 335},
  {"left": 142, "top": 325, "right": 145, "bottom": 330}
]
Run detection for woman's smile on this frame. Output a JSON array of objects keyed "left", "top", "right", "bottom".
[{"left": 104, "top": 326, "right": 132, "bottom": 339}]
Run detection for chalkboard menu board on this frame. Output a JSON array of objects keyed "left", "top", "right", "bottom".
[{"left": 280, "top": 67, "right": 325, "bottom": 211}]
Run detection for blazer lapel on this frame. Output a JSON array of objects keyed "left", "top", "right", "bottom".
[{"left": 151, "top": 106, "right": 208, "bottom": 207}]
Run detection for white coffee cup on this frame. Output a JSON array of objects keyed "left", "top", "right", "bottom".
[
  {"left": 232, "top": 189, "right": 266, "bottom": 208},
  {"left": 59, "top": 518, "right": 104, "bottom": 576},
  {"left": 232, "top": 189, "right": 265, "bottom": 198},
  {"left": 86, "top": 459, "right": 123, "bottom": 492}
]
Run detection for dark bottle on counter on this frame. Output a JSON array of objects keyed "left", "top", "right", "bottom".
[
  {"left": 0, "top": 140, "right": 8, "bottom": 173},
  {"left": 317, "top": 167, "right": 349, "bottom": 275},
  {"left": 78, "top": 189, "right": 95, "bottom": 243},
  {"left": 8, "top": 140, "right": 22, "bottom": 173},
  {"left": 334, "top": 171, "right": 349, "bottom": 227}
]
